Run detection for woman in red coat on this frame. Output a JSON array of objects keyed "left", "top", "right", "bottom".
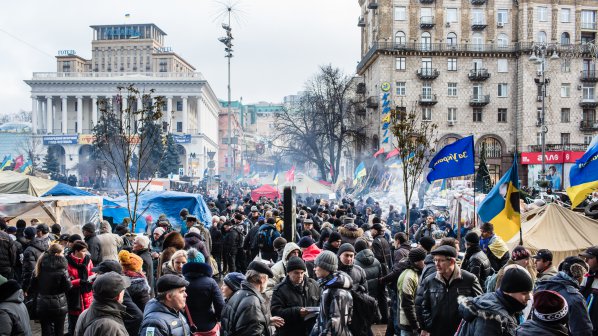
[{"left": 65, "top": 240, "right": 94, "bottom": 336}]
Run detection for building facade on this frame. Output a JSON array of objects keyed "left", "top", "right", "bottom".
[
  {"left": 357, "top": 0, "right": 598, "bottom": 188},
  {"left": 25, "top": 23, "right": 220, "bottom": 181}
]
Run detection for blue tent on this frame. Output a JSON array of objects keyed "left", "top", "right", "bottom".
[{"left": 43, "top": 183, "right": 93, "bottom": 197}]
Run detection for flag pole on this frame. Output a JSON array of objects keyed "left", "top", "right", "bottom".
[{"left": 473, "top": 174, "right": 477, "bottom": 227}]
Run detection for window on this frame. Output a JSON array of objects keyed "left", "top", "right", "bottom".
[
  {"left": 473, "top": 84, "right": 483, "bottom": 99},
  {"left": 497, "top": 59, "right": 508, "bottom": 72},
  {"left": 561, "top": 59, "right": 571, "bottom": 73},
  {"left": 447, "top": 33, "right": 457, "bottom": 46},
  {"left": 421, "top": 7, "right": 432, "bottom": 19},
  {"left": 561, "top": 8, "right": 571, "bottom": 23},
  {"left": 471, "top": 9, "right": 485, "bottom": 25},
  {"left": 395, "top": 57, "right": 406, "bottom": 70},
  {"left": 176, "top": 101, "right": 183, "bottom": 111},
  {"left": 497, "top": 9, "right": 508, "bottom": 24},
  {"left": 561, "top": 84, "right": 571, "bottom": 98},
  {"left": 448, "top": 83, "right": 457, "bottom": 96},
  {"left": 561, "top": 108, "right": 570, "bottom": 123},
  {"left": 422, "top": 58, "right": 432, "bottom": 70},
  {"left": 473, "top": 108, "right": 483, "bottom": 122},
  {"left": 585, "top": 134, "right": 594, "bottom": 145},
  {"left": 561, "top": 133, "right": 570, "bottom": 145},
  {"left": 498, "top": 83, "right": 508, "bottom": 97},
  {"left": 472, "top": 33, "right": 483, "bottom": 51},
  {"left": 583, "top": 83, "right": 596, "bottom": 101},
  {"left": 561, "top": 32, "right": 571, "bottom": 46},
  {"left": 582, "top": 10, "right": 596, "bottom": 29},
  {"left": 447, "top": 58, "right": 457, "bottom": 71},
  {"left": 176, "top": 122, "right": 183, "bottom": 132},
  {"left": 422, "top": 108, "right": 432, "bottom": 121},
  {"left": 448, "top": 108, "right": 457, "bottom": 121},
  {"left": 537, "top": 107, "right": 544, "bottom": 124},
  {"left": 537, "top": 31, "right": 547, "bottom": 43},
  {"left": 422, "top": 82, "right": 432, "bottom": 97},
  {"left": 395, "top": 31, "right": 406, "bottom": 46},
  {"left": 421, "top": 32, "right": 431, "bottom": 51},
  {"left": 394, "top": 6, "right": 406, "bottom": 20},
  {"left": 497, "top": 34, "right": 508, "bottom": 47},
  {"left": 446, "top": 8, "right": 458, "bottom": 23},
  {"left": 537, "top": 132, "right": 542, "bottom": 145},
  {"left": 498, "top": 108, "right": 507, "bottom": 122},
  {"left": 538, "top": 7, "right": 548, "bottom": 21},
  {"left": 396, "top": 82, "right": 406, "bottom": 96}
]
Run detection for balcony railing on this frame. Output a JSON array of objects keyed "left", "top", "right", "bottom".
[
  {"left": 471, "top": 0, "right": 486, "bottom": 4},
  {"left": 581, "top": 22, "right": 597, "bottom": 30},
  {"left": 581, "top": 70, "right": 598, "bottom": 82},
  {"left": 32, "top": 71, "right": 205, "bottom": 80},
  {"left": 416, "top": 68, "right": 440, "bottom": 80},
  {"left": 580, "top": 120, "right": 598, "bottom": 131},
  {"left": 420, "top": 0, "right": 434, "bottom": 3},
  {"left": 420, "top": 16, "right": 435, "bottom": 29},
  {"left": 418, "top": 94, "right": 438, "bottom": 105},
  {"left": 366, "top": 96, "right": 379, "bottom": 108},
  {"left": 529, "top": 143, "right": 588, "bottom": 152},
  {"left": 469, "top": 95, "right": 490, "bottom": 106},
  {"left": 580, "top": 99, "right": 598, "bottom": 108},
  {"left": 367, "top": 1, "right": 378, "bottom": 9},
  {"left": 471, "top": 21, "right": 488, "bottom": 30},
  {"left": 357, "top": 16, "right": 365, "bottom": 27},
  {"left": 468, "top": 69, "right": 491, "bottom": 81}
]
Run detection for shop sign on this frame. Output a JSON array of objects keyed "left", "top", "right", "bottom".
[
  {"left": 173, "top": 134, "right": 191, "bottom": 144},
  {"left": 43, "top": 135, "right": 78, "bottom": 145},
  {"left": 520, "top": 151, "right": 585, "bottom": 165}
]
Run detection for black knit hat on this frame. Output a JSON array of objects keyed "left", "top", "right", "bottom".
[
  {"left": 298, "top": 236, "right": 314, "bottom": 248},
  {"left": 409, "top": 248, "right": 427, "bottom": 263},
  {"left": 464, "top": 231, "right": 480, "bottom": 245},
  {"left": 354, "top": 240, "right": 368, "bottom": 253},
  {"left": 337, "top": 243, "right": 355, "bottom": 256},
  {"left": 329, "top": 231, "right": 342, "bottom": 243},
  {"left": 223, "top": 272, "right": 245, "bottom": 292},
  {"left": 286, "top": 256, "right": 307, "bottom": 272},
  {"left": 500, "top": 265, "right": 533, "bottom": 293},
  {"left": 418, "top": 236, "right": 435, "bottom": 252}
]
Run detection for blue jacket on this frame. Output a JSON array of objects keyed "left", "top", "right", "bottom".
[
  {"left": 183, "top": 262, "right": 225, "bottom": 332},
  {"left": 139, "top": 298, "right": 191, "bottom": 336}
]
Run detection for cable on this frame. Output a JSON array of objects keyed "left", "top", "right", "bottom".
[{"left": 0, "top": 27, "right": 54, "bottom": 58}]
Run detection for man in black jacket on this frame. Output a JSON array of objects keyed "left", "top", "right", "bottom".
[
  {"left": 271, "top": 257, "right": 319, "bottom": 336},
  {"left": 461, "top": 231, "right": 492, "bottom": 287},
  {"left": 371, "top": 221, "right": 392, "bottom": 271},
  {"left": 0, "top": 229, "right": 16, "bottom": 281},
  {"left": 22, "top": 224, "right": 50, "bottom": 293},
  {"left": 223, "top": 221, "right": 241, "bottom": 273},
  {"left": 82, "top": 223, "right": 102, "bottom": 266}
]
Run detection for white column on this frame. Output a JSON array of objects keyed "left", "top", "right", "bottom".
[
  {"left": 92, "top": 96, "right": 98, "bottom": 127},
  {"left": 76, "top": 96, "right": 83, "bottom": 134},
  {"left": 166, "top": 97, "right": 173, "bottom": 130},
  {"left": 46, "top": 96, "right": 53, "bottom": 134},
  {"left": 61, "top": 96, "right": 68, "bottom": 134},
  {"left": 31, "top": 96, "right": 38, "bottom": 134},
  {"left": 38, "top": 99, "right": 43, "bottom": 133},
  {"left": 196, "top": 96, "right": 202, "bottom": 134},
  {"left": 182, "top": 96, "right": 188, "bottom": 133}
]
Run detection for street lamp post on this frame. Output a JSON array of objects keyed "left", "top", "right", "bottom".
[{"left": 218, "top": 9, "right": 234, "bottom": 181}]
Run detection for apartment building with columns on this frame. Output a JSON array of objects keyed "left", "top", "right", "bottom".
[
  {"left": 25, "top": 23, "right": 220, "bottom": 180},
  {"left": 356, "top": 0, "right": 598, "bottom": 188}
]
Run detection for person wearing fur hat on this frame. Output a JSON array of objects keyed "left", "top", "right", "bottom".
[
  {"left": 0, "top": 274, "right": 33, "bottom": 336},
  {"left": 456, "top": 264, "right": 533, "bottom": 336},
  {"left": 118, "top": 249, "right": 150, "bottom": 312},
  {"left": 183, "top": 248, "right": 225, "bottom": 335},
  {"left": 338, "top": 222, "right": 363, "bottom": 246},
  {"left": 397, "top": 248, "right": 427, "bottom": 335},
  {"left": 271, "top": 256, "right": 320, "bottom": 336},
  {"left": 157, "top": 231, "right": 185, "bottom": 278},
  {"left": 515, "top": 290, "right": 569, "bottom": 336},
  {"left": 97, "top": 220, "right": 123, "bottom": 262},
  {"left": 270, "top": 242, "right": 301, "bottom": 287},
  {"left": 162, "top": 249, "right": 187, "bottom": 277},
  {"left": 535, "top": 256, "right": 593, "bottom": 336}
]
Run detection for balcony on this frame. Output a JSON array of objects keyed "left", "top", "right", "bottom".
[
  {"left": 357, "top": 16, "right": 365, "bottom": 27},
  {"left": 580, "top": 70, "right": 598, "bottom": 82},
  {"left": 420, "top": 16, "right": 435, "bottom": 29},
  {"left": 471, "top": 0, "right": 486, "bottom": 4},
  {"left": 416, "top": 68, "right": 440, "bottom": 80},
  {"left": 418, "top": 94, "right": 438, "bottom": 105},
  {"left": 580, "top": 99, "right": 598, "bottom": 108},
  {"left": 468, "top": 69, "right": 491, "bottom": 81},
  {"left": 471, "top": 21, "right": 488, "bottom": 30},
  {"left": 366, "top": 96, "right": 379, "bottom": 108},
  {"left": 580, "top": 120, "right": 598, "bottom": 131},
  {"left": 420, "top": 0, "right": 434, "bottom": 3},
  {"left": 581, "top": 22, "right": 597, "bottom": 30},
  {"left": 469, "top": 95, "right": 490, "bottom": 106},
  {"left": 367, "top": 1, "right": 378, "bottom": 9},
  {"left": 356, "top": 82, "right": 366, "bottom": 94},
  {"left": 529, "top": 143, "right": 588, "bottom": 152}
]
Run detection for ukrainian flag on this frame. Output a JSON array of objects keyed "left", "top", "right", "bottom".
[
  {"left": 567, "top": 138, "right": 598, "bottom": 208},
  {"left": 0, "top": 155, "right": 11, "bottom": 170},
  {"left": 272, "top": 166, "right": 279, "bottom": 185},
  {"left": 19, "top": 159, "right": 32, "bottom": 174},
  {"left": 354, "top": 161, "right": 366, "bottom": 180},
  {"left": 477, "top": 154, "right": 520, "bottom": 241}
]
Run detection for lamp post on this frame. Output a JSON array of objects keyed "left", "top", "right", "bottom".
[{"left": 218, "top": 9, "right": 234, "bottom": 181}]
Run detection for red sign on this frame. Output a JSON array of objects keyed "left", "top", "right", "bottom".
[{"left": 520, "top": 151, "right": 585, "bottom": 165}]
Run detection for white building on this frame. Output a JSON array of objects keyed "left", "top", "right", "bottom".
[{"left": 25, "top": 23, "right": 220, "bottom": 180}]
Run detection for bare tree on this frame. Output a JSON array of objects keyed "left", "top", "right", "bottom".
[
  {"left": 273, "top": 65, "right": 361, "bottom": 182},
  {"left": 18, "top": 136, "right": 44, "bottom": 175},
  {"left": 389, "top": 104, "right": 438, "bottom": 229},
  {"left": 93, "top": 85, "right": 166, "bottom": 231}
]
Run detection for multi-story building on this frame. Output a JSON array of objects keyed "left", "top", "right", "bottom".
[
  {"left": 219, "top": 100, "right": 245, "bottom": 179},
  {"left": 242, "top": 102, "right": 285, "bottom": 172},
  {"left": 25, "top": 23, "right": 220, "bottom": 180},
  {"left": 356, "top": 0, "right": 598, "bottom": 188}
]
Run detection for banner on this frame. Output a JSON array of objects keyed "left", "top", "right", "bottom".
[{"left": 426, "top": 135, "right": 475, "bottom": 183}]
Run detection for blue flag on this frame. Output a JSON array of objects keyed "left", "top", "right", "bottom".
[
  {"left": 426, "top": 135, "right": 475, "bottom": 183},
  {"left": 382, "top": 137, "right": 389, "bottom": 144},
  {"left": 382, "top": 122, "right": 389, "bottom": 130},
  {"left": 382, "top": 93, "right": 389, "bottom": 100},
  {"left": 567, "top": 136, "right": 598, "bottom": 207},
  {"left": 383, "top": 106, "right": 390, "bottom": 113}
]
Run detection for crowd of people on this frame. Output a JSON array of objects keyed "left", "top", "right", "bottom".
[{"left": 0, "top": 195, "right": 597, "bottom": 336}]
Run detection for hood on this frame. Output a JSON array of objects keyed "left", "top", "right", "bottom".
[
  {"left": 458, "top": 292, "right": 510, "bottom": 324},
  {"left": 182, "top": 261, "right": 213, "bottom": 278},
  {"left": 423, "top": 253, "right": 434, "bottom": 265},
  {"left": 282, "top": 242, "right": 301, "bottom": 265},
  {"left": 40, "top": 253, "right": 68, "bottom": 271},
  {"left": 323, "top": 271, "right": 353, "bottom": 290},
  {"left": 355, "top": 249, "right": 375, "bottom": 266},
  {"left": 338, "top": 225, "right": 364, "bottom": 239},
  {"left": 29, "top": 236, "right": 50, "bottom": 252},
  {"left": 184, "top": 234, "right": 204, "bottom": 250},
  {"left": 302, "top": 244, "right": 321, "bottom": 262},
  {"left": 536, "top": 272, "right": 580, "bottom": 290},
  {"left": 100, "top": 221, "right": 111, "bottom": 233},
  {"left": 0, "top": 280, "right": 23, "bottom": 302}
]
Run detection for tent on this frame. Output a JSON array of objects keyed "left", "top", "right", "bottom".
[
  {"left": 278, "top": 173, "right": 335, "bottom": 199},
  {"left": 507, "top": 203, "right": 598, "bottom": 266},
  {"left": 251, "top": 184, "right": 280, "bottom": 202},
  {"left": 0, "top": 171, "right": 57, "bottom": 196}
]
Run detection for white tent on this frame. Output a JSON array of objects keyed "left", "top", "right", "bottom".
[{"left": 278, "top": 173, "right": 335, "bottom": 199}]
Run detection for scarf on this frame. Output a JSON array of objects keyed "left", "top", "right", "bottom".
[
  {"left": 497, "top": 289, "right": 527, "bottom": 315},
  {"left": 67, "top": 254, "right": 90, "bottom": 283}
]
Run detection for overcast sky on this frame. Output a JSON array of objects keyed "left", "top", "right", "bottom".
[{"left": 0, "top": 0, "right": 361, "bottom": 115}]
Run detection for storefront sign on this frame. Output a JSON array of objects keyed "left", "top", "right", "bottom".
[
  {"left": 43, "top": 135, "right": 78, "bottom": 145},
  {"left": 173, "top": 134, "right": 191, "bottom": 144},
  {"left": 78, "top": 134, "right": 95, "bottom": 145},
  {"left": 520, "top": 151, "right": 585, "bottom": 165}
]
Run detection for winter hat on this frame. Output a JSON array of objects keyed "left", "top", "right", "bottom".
[
  {"left": 273, "top": 237, "right": 287, "bottom": 250},
  {"left": 559, "top": 256, "right": 589, "bottom": 279},
  {"left": 409, "top": 248, "right": 427, "bottom": 263},
  {"left": 0, "top": 275, "right": 20, "bottom": 301},
  {"left": 118, "top": 250, "right": 143, "bottom": 272},
  {"left": 298, "top": 236, "right": 314, "bottom": 248},
  {"left": 464, "top": 231, "right": 480, "bottom": 245},
  {"left": 371, "top": 223, "right": 383, "bottom": 232},
  {"left": 188, "top": 227, "right": 202, "bottom": 236},
  {"left": 186, "top": 248, "right": 205, "bottom": 264},
  {"left": 156, "top": 274, "right": 189, "bottom": 293},
  {"left": 500, "top": 265, "right": 533, "bottom": 293},
  {"left": 372, "top": 217, "right": 381, "bottom": 224},
  {"left": 247, "top": 260, "right": 274, "bottom": 278},
  {"left": 68, "top": 234, "right": 82, "bottom": 243},
  {"left": 36, "top": 224, "right": 49, "bottom": 234},
  {"left": 153, "top": 227, "right": 165, "bottom": 236},
  {"left": 315, "top": 250, "right": 338, "bottom": 273},
  {"left": 81, "top": 223, "right": 96, "bottom": 234},
  {"left": 419, "top": 236, "right": 436, "bottom": 252},
  {"left": 431, "top": 245, "right": 457, "bottom": 258},
  {"left": 223, "top": 272, "right": 245, "bottom": 292},
  {"left": 6, "top": 227, "right": 17, "bottom": 234},
  {"left": 24, "top": 226, "right": 36, "bottom": 239},
  {"left": 337, "top": 243, "right": 355, "bottom": 256},
  {"left": 511, "top": 246, "right": 531, "bottom": 261},
  {"left": 286, "top": 256, "right": 307, "bottom": 272},
  {"left": 533, "top": 290, "right": 569, "bottom": 324},
  {"left": 354, "top": 239, "right": 369, "bottom": 253},
  {"left": 329, "top": 232, "right": 342, "bottom": 243}
]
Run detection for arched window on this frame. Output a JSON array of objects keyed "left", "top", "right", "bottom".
[
  {"left": 472, "top": 33, "right": 483, "bottom": 51},
  {"left": 537, "top": 31, "right": 547, "bottom": 43},
  {"left": 421, "top": 32, "right": 431, "bottom": 50},
  {"left": 438, "top": 136, "right": 460, "bottom": 149},
  {"left": 561, "top": 32, "right": 571, "bottom": 45},
  {"left": 497, "top": 34, "right": 508, "bottom": 47},
  {"left": 478, "top": 137, "right": 502, "bottom": 158},
  {"left": 395, "top": 31, "right": 406, "bottom": 46},
  {"left": 447, "top": 32, "right": 457, "bottom": 46}
]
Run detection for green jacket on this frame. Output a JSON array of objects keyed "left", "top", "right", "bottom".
[{"left": 397, "top": 267, "right": 420, "bottom": 331}]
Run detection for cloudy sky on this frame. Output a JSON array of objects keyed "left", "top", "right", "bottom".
[{"left": 0, "top": 0, "right": 361, "bottom": 115}]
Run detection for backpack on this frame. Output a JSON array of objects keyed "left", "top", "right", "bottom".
[
  {"left": 349, "top": 290, "right": 380, "bottom": 335},
  {"left": 257, "top": 225, "right": 279, "bottom": 252}
]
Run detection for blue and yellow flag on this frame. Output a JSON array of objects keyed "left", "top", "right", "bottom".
[
  {"left": 0, "top": 155, "right": 12, "bottom": 170},
  {"left": 427, "top": 135, "right": 475, "bottom": 183},
  {"left": 19, "top": 159, "right": 32, "bottom": 174},
  {"left": 567, "top": 138, "right": 598, "bottom": 207},
  {"left": 477, "top": 154, "right": 520, "bottom": 241},
  {"left": 354, "top": 161, "right": 366, "bottom": 180}
]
